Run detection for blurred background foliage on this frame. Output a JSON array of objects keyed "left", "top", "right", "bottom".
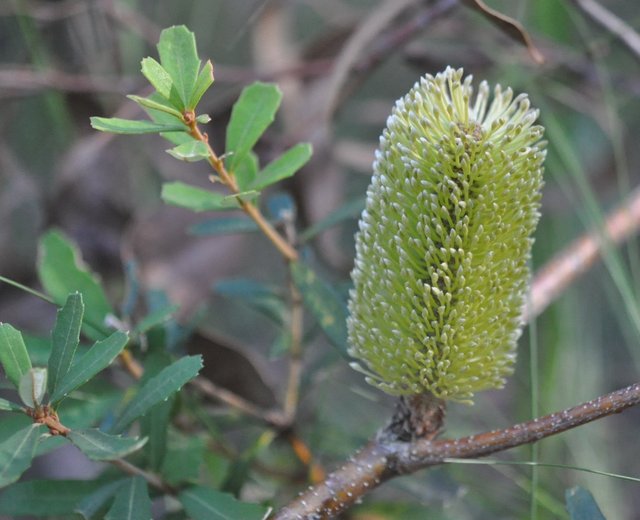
[{"left": 0, "top": 0, "right": 639, "bottom": 518}]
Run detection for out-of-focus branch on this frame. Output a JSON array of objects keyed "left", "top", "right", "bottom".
[
  {"left": 571, "top": 0, "right": 640, "bottom": 62},
  {"left": 323, "top": 0, "right": 457, "bottom": 121},
  {"left": 190, "top": 376, "right": 288, "bottom": 429},
  {"left": 0, "top": 67, "right": 138, "bottom": 95},
  {"left": 275, "top": 382, "right": 640, "bottom": 519},
  {"left": 525, "top": 186, "right": 640, "bottom": 321}
]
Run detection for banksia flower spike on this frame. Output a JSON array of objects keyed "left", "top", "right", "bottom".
[{"left": 348, "top": 67, "right": 545, "bottom": 403}]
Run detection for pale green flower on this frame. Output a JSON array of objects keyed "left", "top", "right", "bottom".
[{"left": 348, "top": 67, "right": 545, "bottom": 402}]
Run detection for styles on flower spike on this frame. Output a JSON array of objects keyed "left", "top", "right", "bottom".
[{"left": 347, "top": 67, "right": 546, "bottom": 403}]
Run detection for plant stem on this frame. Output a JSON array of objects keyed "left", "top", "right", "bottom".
[
  {"left": 110, "top": 458, "right": 175, "bottom": 494},
  {"left": 283, "top": 212, "right": 303, "bottom": 422},
  {"left": 275, "top": 382, "right": 640, "bottom": 519},
  {"left": 190, "top": 376, "right": 288, "bottom": 429},
  {"left": 186, "top": 116, "right": 298, "bottom": 262}
]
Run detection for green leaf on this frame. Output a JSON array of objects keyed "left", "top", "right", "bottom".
[
  {"left": 48, "top": 292, "right": 84, "bottom": 395},
  {"left": 233, "top": 151, "right": 259, "bottom": 191},
  {"left": 67, "top": 429, "right": 147, "bottom": 461},
  {"left": 127, "top": 94, "right": 183, "bottom": 119},
  {"left": 300, "top": 196, "right": 366, "bottom": 243},
  {"left": 23, "top": 333, "right": 54, "bottom": 367},
  {"left": 140, "top": 398, "right": 173, "bottom": 471},
  {"left": 0, "top": 424, "right": 44, "bottom": 488},
  {"left": 139, "top": 352, "right": 174, "bottom": 471},
  {"left": 166, "top": 140, "right": 210, "bottom": 162},
  {"left": 112, "top": 355, "right": 203, "bottom": 432},
  {"left": 105, "top": 477, "right": 151, "bottom": 520},
  {"left": 0, "top": 479, "right": 103, "bottom": 516},
  {"left": 566, "top": 486, "right": 606, "bottom": 520},
  {"left": 134, "top": 304, "right": 179, "bottom": 335},
  {"left": 18, "top": 368, "right": 48, "bottom": 408},
  {"left": 0, "top": 398, "right": 22, "bottom": 412},
  {"left": 162, "top": 182, "right": 239, "bottom": 211},
  {"left": 158, "top": 25, "right": 201, "bottom": 110},
  {"left": 190, "top": 216, "right": 259, "bottom": 236},
  {"left": 250, "top": 143, "right": 312, "bottom": 191},
  {"left": 0, "top": 324, "right": 32, "bottom": 389},
  {"left": 189, "top": 59, "right": 214, "bottom": 109},
  {"left": 161, "top": 435, "right": 205, "bottom": 485},
  {"left": 196, "top": 114, "right": 211, "bottom": 124},
  {"left": 49, "top": 331, "right": 129, "bottom": 404},
  {"left": 37, "top": 230, "right": 113, "bottom": 340},
  {"left": 143, "top": 93, "right": 194, "bottom": 146},
  {"left": 215, "top": 279, "right": 285, "bottom": 325},
  {"left": 226, "top": 82, "right": 282, "bottom": 171},
  {"left": 140, "top": 57, "right": 173, "bottom": 100},
  {"left": 290, "top": 261, "right": 349, "bottom": 357},
  {"left": 75, "top": 479, "right": 127, "bottom": 519},
  {"left": 90, "top": 117, "right": 187, "bottom": 134},
  {"left": 179, "top": 485, "right": 270, "bottom": 520}
]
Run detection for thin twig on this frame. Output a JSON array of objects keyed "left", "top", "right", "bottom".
[
  {"left": 282, "top": 213, "right": 304, "bottom": 421},
  {"left": 186, "top": 117, "right": 299, "bottom": 262},
  {"left": 190, "top": 376, "right": 288, "bottom": 429},
  {"left": 0, "top": 67, "right": 138, "bottom": 95},
  {"left": 110, "top": 458, "right": 175, "bottom": 494},
  {"left": 276, "top": 181, "right": 640, "bottom": 516},
  {"left": 118, "top": 349, "right": 144, "bottom": 380},
  {"left": 525, "top": 186, "right": 640, "bottom": 320},
  {"left": 571, "top": 0, "right": 640, "bottom": 62},
  {"left": 323, "top": 0, "right": 415, "bottom": 121},
  {"left": 275, "top": 382, "right": 640, "bottom": 519}
]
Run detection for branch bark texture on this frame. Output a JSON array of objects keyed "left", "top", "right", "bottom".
[{"left": 275, "top": 382, "right": 640, "bottom": 519}]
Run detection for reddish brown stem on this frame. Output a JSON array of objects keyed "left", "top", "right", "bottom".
[
  {"left": 275, "top": 382, "right": 640, "bottom": 519},
  {"left": 186, "top": 117, "right": 298, "bottom": 262}
]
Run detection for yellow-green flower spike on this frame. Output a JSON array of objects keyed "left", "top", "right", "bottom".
[{"left": 347, "top": 67, "right": 545, "bottom": 403}]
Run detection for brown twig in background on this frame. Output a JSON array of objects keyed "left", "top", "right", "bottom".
[
  {"left": 323, "top": 0, "right": 457, "bottom": 121},
  {"left": 460, "top": 0, "right": 545, "bottom": 63},
  {"left": 525, "top": 186, "right": 640, "bottom": 321},
  {"left": 0, "top": 67, "right": 139, "bottom": 96},
  {"left": 275, "top": 382, "right": 640, "bottom": 518},
  {"left": 190, "top": 376, "right": 288, "bottom": 429},
  {"left": 0, "top": 0, "right": 88, "bottom": 21},
  {"left": 353, "top": 0, "right": 458, "bottom": 77},
  {"left": 571, "top": 0, "right": 640, "bottom": 62},
  {"left": 99, "top": 0, "right": 162, "bottom": 46},
  {"left": 110, "top": 458, "right": 175, "bottom": 494}
]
